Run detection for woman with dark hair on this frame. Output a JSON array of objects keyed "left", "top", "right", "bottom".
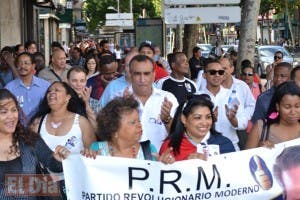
[
  {"left": 0, "top": 89, "right": 69, "bottom": 199},
  {"left": 30, "top": 81, "right": 96, "bottom": 199},
  {"left": 159, "top": 94, "right": 235, "bottom": 163},
  {"left": 90, "top": 96, "right": 156, "bottom": 160},
  {"left": 84, "top": 54, "right": 99, "bottom": 80},
  {"left": 30, "top": 81, "right": 96, "bottom": 151},
  {"left": 246, "top": 81, "right": 300, "bottom": 149}
]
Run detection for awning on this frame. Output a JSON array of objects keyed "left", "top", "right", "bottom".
[{"left": 34, "top": 0, "right": 56, "bottom": 9}]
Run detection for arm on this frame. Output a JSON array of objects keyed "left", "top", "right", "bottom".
[
  {"left": 245, "top": 120, "right": 263, "bottom": 149},
  {"left": 79, "top": 116, "right": 97, "bottom": 148},
  {"left": 80, "top": 86, "right": 97, "bottom": 129},
  {"left": 33, "top": 137, "right": 63, "bottom": 173}
]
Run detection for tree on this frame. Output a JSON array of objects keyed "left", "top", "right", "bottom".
[
  {"left": 272, "top": 0, "right": 300, "bottom": 47},
  {"left": 259, "top": 0, "right": 274, "bottom": 44},
  {"left": 237, "top": 0, "right": 261, "bottom": 75},
  {"left": 83, "top": 0, "right": 159, "bottom": 33},
  {"left": 182, "top": 25, "right": 199, "bottom": 60}
]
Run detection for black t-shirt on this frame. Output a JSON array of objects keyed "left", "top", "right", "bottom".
[
  {"left": 159, "top": 77, "right": 196, "bottom": 104},
  {"left": 0, "top": 156, "right": 22, "bottom": 183}
]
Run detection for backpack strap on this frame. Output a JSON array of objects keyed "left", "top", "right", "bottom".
[{"left": 140, "top": 140, "right": 152, "bottom": 160}]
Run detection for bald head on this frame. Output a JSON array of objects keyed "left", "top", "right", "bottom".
[{"left": 52, "top": 49, "right": 67, "bottom": 69}]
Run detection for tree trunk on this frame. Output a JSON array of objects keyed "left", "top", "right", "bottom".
[
  {"left": 260, "top": 15, "right": 264, "bottom": 44},
  {"left": 174, "top": 24, "right": 183, "bottom": 52},
  {"left": 267, "top": 13, "right": 272, "bottom": 44},
  {"left": 237, "top": 0, "right": 261, "bottom": 75},
  {"left": 285, "top": 0, "right": 295, "bottom": 47},
  {"left": 183, "top": 24, "right": 199, "bottom": 60}
]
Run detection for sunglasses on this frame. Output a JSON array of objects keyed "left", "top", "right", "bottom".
[
  {"left": 205, "top": 69, "right": 225, "bottom": 75},
  {"left": 242, "top": 72, "right": 254, "bottom": 76},
  {"left": 274, "top": 56, "right": 283, "bottom": 60}
]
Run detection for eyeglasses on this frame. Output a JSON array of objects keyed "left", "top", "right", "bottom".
[
  {"left": 205, "top": 69, "right": 225, "bottom": 75},
  {"left": 274, "top": 56, "right": 283, "bottom": 60},
  {"left": 242, "top": 72, "right": 254, "bottom": 76}
]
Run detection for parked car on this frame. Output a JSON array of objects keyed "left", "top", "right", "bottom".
[
  {"left": 196, "top": 43, "right": 213, "bottom": 58},
  {"left": 254, "top": 45, "right": 295, "bottom": 77}
]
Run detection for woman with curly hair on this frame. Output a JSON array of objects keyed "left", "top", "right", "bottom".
[
  {"left": 90, "top": 96, "right": 156, "bottom": 160},
  {"left": 0, "top": 89, "right": 69, "bottom": 199}
]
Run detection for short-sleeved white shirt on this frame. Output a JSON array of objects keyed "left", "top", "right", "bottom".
[{"left": 118, "top": 86, "right": 179, "bottom": 150}]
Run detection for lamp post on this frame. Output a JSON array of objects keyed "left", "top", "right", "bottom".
[{"left": 108, "top": 0, "right": 132, "bottom": 14}]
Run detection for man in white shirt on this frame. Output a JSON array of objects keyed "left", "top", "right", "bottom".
[
  {"left": 198, "top": 59, "right": 247, "bottom": 151},
  {"left": 219, "top": 57, "right": 256, "bottom": 149},
  {"left": 117, "top": 55, "right": 178, "bottom": 150}
]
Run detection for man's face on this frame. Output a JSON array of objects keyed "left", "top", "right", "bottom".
[
  {"left": 101, "top": 62, "right": 118, "bottom": 82},
  {"left": 273, "top": 66, "right": 290, "bottom": 87},
  {"left": 130, "top": 60, "right": 155, "bottom": 97},
  {"left": 17, "top": 55, "right": 35, "bottom": 77},
  {"left": 67, "top": 71, "right": 87, "bottom": 95},
  {"left": 203, "top": 62, "right": 225, "bottom": 88},
  {"left": 140, "top": 47, "right": 154, "bottom": 59},
  {"left": 52, "top": 50, "right": 66, "bottom": 69},
  {"left": 282, "top": 166, "right": 300, "bottom": 200},
  {"left": 241, "top": 67, "right": 254, "bottom": 86},
  {"left": 174, "top": 54, "right": 189, "bottom": 76},
  {"left": 103, "top": 43, "right": 110, "bottom": 51},
  {"left": 219, "top": 58, "right": 234, "bottom": 81},
  {"left": 72, "top": 49, "right": 80, "bottom": 59},
  {"left": 274, "top": 53, "right": 283, "bottom": 64}
]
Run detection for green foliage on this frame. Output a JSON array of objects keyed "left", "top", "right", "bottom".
[{"left": 83, "top": 0, "right": 160, "bottom": 33}]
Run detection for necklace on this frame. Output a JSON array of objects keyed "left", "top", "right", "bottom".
[
  {"left": 108, "top": 143, "right": 138, "bottom": 158},
  {"left": 50, "top": 121, "right": 62, "bottom": 129}
]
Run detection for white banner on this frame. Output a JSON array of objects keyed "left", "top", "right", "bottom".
[{"left": 63, "top": 139, "right": 300, "bottom": 200}]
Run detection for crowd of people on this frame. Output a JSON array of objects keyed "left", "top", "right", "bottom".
[{"left": 0, "top": 39, "right": 299, "bottom": 200}]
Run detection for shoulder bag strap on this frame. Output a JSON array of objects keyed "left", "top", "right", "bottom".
[{"left": 50, "top": 69, "right": 62, "bottom": 82}]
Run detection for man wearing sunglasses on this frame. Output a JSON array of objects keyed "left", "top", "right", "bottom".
[
  {"left": 266, "top": 51, "right": 283, "bottom": 89},
  {"left": 199, "top": 59, "right": 247, "bottom": 151}
]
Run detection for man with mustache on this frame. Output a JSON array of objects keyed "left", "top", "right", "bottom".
[{"left": 5, "top": 52, "right": 50, "bottom": 123}]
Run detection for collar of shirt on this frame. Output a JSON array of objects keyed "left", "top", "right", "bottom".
[
  {"left": 185, "top": 131, "right": 211, "bottom": 147},
  {"left": 17, "top": 76, "right": 41, "bottom": 88}
]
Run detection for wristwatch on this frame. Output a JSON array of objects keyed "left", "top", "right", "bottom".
[{"left": 162, "top": 115, "right": 171, "bottom": 124}]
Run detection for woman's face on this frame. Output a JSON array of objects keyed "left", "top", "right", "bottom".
[
  {"left": 87, "top": 58, "right": 97, "bottom": 73},
  {"left": 116, "top": 109, "right": 142, "bottom": 144},
  {"left": 181, "top": 105, "right": 213, "bottom": 141},
  {"left": 47, "top": 83, "right": 71, "bottom": 110},
  {"left": 277, "top": 94, "right": 300, "bottom": 124},
  {"left": 0, "top": 98, "right": 18, "bottom": 136}
]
